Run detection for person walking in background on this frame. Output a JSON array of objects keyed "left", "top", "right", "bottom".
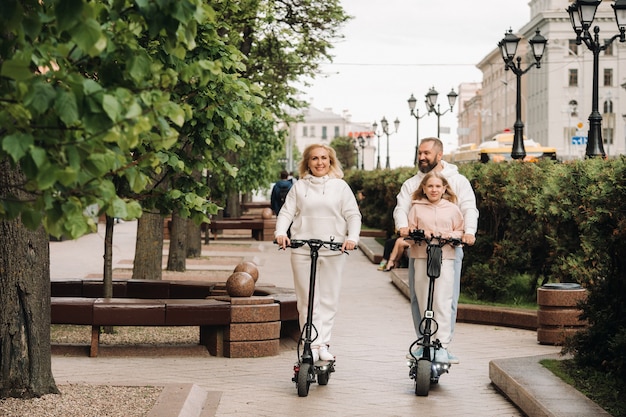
[
  {"left": 394, "top": 137, "right": 478, "bottom": 363},
  {"left": 407, "top": 170, "right": 464, "bottom": 363},
  {"left": 270, "top": 170, "right": 293, "bottom": 215},
  {"left": 275, "top": 144, "right": 361, "bottom": 362}
]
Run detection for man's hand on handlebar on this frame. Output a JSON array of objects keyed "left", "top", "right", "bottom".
[{"left": 462, "top": 233, "right": 476, "bottom": 246}]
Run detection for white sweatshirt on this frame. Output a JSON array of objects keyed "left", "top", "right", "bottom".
[
  {"left": 275, "top": 174, "right": 362, "bottom": 255},
  {"left": 393, "top": 161, "right": 479, "bottom": 235}
]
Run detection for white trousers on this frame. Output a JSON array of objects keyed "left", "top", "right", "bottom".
[
  {"left": 291, "top": 252, "right": 345, "bottom": 347},
  {"left": 412, "top": 257, "right": 455, "bottom": 347}
]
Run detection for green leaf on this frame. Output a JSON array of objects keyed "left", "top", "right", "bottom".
[
  {"left": 1, "top": 55, "right": 32, "bottom": 81},
  {"left": 24, "top": 81, "right": 56, "bottom": 115},
  {"left": 54, "top": 90, "right": 80, "bottom": 126},
  {"left": 102, "top": 94, "right": 121, "bottom": 122},
  {"left": 128, "top": 52, "right": 152, "bottom": 84},
  {"left": 70, "top": 18, "right": 107, "bottom": 56},
  {"left": 2, "top": 132, "right": 33, "bottom": 162}
]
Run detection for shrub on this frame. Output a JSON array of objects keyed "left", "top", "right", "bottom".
[{"left": 347, "top": 157, "right": 626, "bottom": 382}]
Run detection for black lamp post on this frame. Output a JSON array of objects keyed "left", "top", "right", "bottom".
[
  {"left": 425, "top": 87, "right": 458, "bottom": 138},
  {"left": 567, "top": 0, "right": 626, "bottom": 158},
  {"left": 380, "top": 117, "right": 400, "bottom": 169},
  {"left": 498, "top": 28, "right": 547, "bottom": 160},
  {"left": 372, "top": 121, "right": 383, "bottom": 169},
  {"left": 407, "top": 94, "right": 429, "bottom": 166},
  {"left": 357, "top": 135, "right": 365, "bottom": 170}
]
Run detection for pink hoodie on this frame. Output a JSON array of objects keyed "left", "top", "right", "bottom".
[{"left": 407, "top": 198, "right": 464, "bottom": 259}]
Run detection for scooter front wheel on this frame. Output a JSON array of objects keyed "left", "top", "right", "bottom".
[
  {"left": 415, "top": 359, "right": 431, "bottom": 396},
  {"left": 297, "top": 363, "right": 312, "bottom": 397}
]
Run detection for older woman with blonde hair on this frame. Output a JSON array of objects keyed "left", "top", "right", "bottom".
[{"left": 275, "top": 144, "right": 361, "bottom": 362}]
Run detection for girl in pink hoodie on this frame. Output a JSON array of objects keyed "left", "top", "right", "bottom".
[{"left": 407, "top": 170, "right": 464, "bottom": 363}]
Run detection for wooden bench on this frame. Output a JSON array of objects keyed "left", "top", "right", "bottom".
[
  {"left": 206, "top": 219, "right": 265, "bottom": 241},
  {"left": 51, "top": 296, "right": 230, "bottom": 357},
  {"left": 50, "top": 279, "right": 299, "bottom": 357}
]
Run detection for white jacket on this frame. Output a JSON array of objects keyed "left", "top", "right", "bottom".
[
  {"left": 393, "top": 161, "right": 479, "bottom": 236},
  {"left": 275, "top": 174, "right": 362, "bottom": 255}
]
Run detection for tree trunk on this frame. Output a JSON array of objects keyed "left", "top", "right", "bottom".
[
  {"left": 166, "top": 212, "right": 186, "bottom": 271},
  {"left": 132, "top": 212, "right": 164, "bottom": 280},
  {"left": 226, "top": 191, "right": 241, "bottom": 218},
  {"left": 0, "top": 160, "right": 58, "bottom": 398},
  {"left": 186, "top": 220, "right": 201, "bottom": 258},
  {"left": 103, "top": 216, "right": 114, "bottom": 298}
]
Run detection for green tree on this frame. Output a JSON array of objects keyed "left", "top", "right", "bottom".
[
  {"left": 209, "top": 0, "right": 351, "bottom": 216},
  {"left": 331, "top": 136, "right": 358, "bottom": 170},
  {"left": 0, "top": 0, "right": 217, "bottom": 398}
]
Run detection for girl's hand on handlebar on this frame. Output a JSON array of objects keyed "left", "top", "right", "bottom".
[
  {"left": 275, "top": 235, "right": 290, "bottom": 250},
  {"left": 342, "top": 240, "right": 357, "bottom": 252}
]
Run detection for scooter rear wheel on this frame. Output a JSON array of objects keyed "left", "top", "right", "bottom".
[
  {"left": 297, "top": 363, "right": 312, "bottom": 397},
  {"left": 317, "top": 370, "right": 330, "bottom": 385},
  {"left": 415, "top": 360, "right": 431, "bottom": 396}
]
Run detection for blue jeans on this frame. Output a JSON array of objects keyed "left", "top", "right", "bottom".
[{"left": 409, "top": 246, "right": 463, "bottom": 339}]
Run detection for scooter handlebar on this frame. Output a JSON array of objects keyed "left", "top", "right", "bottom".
[
  {"left": 405, "top": 229, "right": 463, "bottom": 247},
  {"left": 273, "top": 238, "right": 354, "bottom": 253}
]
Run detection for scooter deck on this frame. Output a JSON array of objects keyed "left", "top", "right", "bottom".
[{"left": 314, "top": 359, "right": 335, "bottom": 372}]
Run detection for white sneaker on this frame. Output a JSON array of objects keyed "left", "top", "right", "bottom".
[
  {"left": 311, "top": 347, "right": 320, "bottom": 362},
  {"left": 434, "top": 348, "right": 450, "bottom": 363},
  {"left": 447, "top": 351, "right": 460, "bottom": 364},
  {"left": 318, "top": 345, "right": 335, "bottom": 361}
]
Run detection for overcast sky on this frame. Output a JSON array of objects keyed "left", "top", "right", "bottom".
[{"left": 300, "top": 0, "right": 532, "bottom": 167}]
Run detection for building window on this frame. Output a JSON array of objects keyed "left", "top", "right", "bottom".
[
  {"left": 603, "top": 68, "right": 613, "bottom": 86},
  {"left": 322, "top": 126, "right": 327, "bottom": 140},
  {"left": 334, "top": 126, "right": 340, "bottom": 138},
  {"left": 603, "top": 129, "right": 614, "bottom": 145},
  {"left": 310, "top": 126, "right": 316, "bottom": 138},
  {"left": 568, "top": 39, "right": 578, "bottom": 56},
  {"left": 303, "top": 126, "right": 308, "bottom": 137},
  {"left": 604, "top": 42, "right": 613, "bottom": 56},
  {"left": 603, "top": 100, "right": 613, "bottom": 114},
  {"left": 568, "top": 69, "right": 578, "bottom": 87}
]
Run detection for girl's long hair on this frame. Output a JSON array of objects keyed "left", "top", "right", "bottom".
[{"left": 412, "top": 170, "right": 457, "bottom": 204}]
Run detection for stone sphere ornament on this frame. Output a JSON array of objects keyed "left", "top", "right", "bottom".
[
  {"left": 234, "top": 261, "right": 259, "bottom": 282},
  {"left": 262, "top": 207, "right": 273, "bottom": 219},
  {"left": 226, "top": 271, "right": 255, "bottom": 297}
]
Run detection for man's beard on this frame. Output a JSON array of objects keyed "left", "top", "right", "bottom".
[{"left": 418, "top": 159, "right": 438, "bottom": 173}]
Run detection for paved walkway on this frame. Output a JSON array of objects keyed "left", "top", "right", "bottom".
[{"left": 50, "top": 221, "right": 562, "bottom": 416}]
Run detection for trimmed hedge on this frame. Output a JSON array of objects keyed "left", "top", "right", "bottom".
[{"left": 346, "top": 157, "right": 626, "bottom": 381}]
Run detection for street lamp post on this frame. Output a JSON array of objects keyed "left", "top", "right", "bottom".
[
  {"left": 425, "top": 87, "right": 458, "bottom": 138},
  {"left": 498, "top": 28, "right": 548, "bottom": 160},
  {"left": 372, "top": 121, "right": 383, "bottom": 169},
  {"left": 407, "top": 94, "right": 429, "bottom": 166},
  {"left": 357, "top": 135, "right": 365, "bottom": 170},
  {"left": 567, "top": 0, "right": 626, "bottom": 158},
  {"left": 381, "top": 116, "right": 400, "bottom": 169}
]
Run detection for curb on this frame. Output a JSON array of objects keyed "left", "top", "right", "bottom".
[
  {"left": 148, "top": 383, "right": 221, "bottom": 417},
  {"left": 489, "top": 354, "right": 611, "bottom": 417}
]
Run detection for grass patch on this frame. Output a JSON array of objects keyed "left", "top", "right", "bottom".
[
  {"left": 541, "top": 359, "right": 626, "bottom": 416},
  {"left": 458, "top": 293, "right": 537, "bottom": 310}
]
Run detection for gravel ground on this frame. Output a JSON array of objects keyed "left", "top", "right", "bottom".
[
  {"left": 0, "top": 384, "right": 162, "bottom": 417},
  {"left": 0, "top": 326, "right": 198, "bottom": 416}
]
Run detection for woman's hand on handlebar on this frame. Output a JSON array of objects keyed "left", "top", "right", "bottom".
[
  {"left": 275, "top": 235, "right": 290, "bottom": 250},
  {"left": 342, "top": 240, "right": 357, "bottom": 252}
]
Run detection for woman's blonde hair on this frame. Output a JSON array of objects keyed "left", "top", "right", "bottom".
[
  {"left": 412, "top": 170, "right": 457, "bottom": 204},
  {"left": 298, "top": 144, "right": 344, "bottom": 179}
]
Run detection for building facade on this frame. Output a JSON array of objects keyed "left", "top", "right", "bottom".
[
  {"left": 282, "top": 106, "right": 376, "bottom": 172},
  {"left": 458, "top": 0, "right": 626, "bottom": 160}
]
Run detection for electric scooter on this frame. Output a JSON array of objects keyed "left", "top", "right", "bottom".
[
  {"left": 277, "top": 237, "right": 348, "bottom": 397},
  {"left": 405, "top": 229, "right": 462, "bottom": 396}
]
